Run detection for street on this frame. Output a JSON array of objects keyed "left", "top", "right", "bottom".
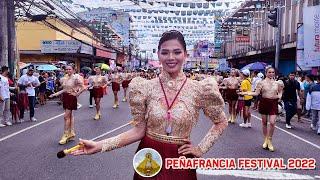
[{"left": 0, "top": 89, "right": 319, "bottom": 180}]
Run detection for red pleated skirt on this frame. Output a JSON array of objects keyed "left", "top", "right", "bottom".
[
  {"left": 93, "top": 87, "right": 104, "bottom": 98},
  {"left": 133, "top": 136, "right": 197, "bottom": 180},
  {"left": 225, "top": 89, "right": 239, "bottom": 101},
  {"left": 259, "top": 98, "right": 278, "bottom": 115},
  {"left": 122, "top": 80, "right": 130, "bottom": 88},
  {"left": 112, "top": 82, "right": 120, "bottom": 92},
  {"left": 62, "top": 93, "right": 77, "bottom": 110}
]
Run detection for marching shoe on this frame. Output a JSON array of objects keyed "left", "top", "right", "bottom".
[
  {"left": 228, "top": 117, "right": 231, "bottom": 123},
  {"left": 68, "top": 130, "right": 76, "bottom": 140},
  {"left": 262, "top": 136, "right": 268, "bottom": 149},
  {"left": 59, "top": 132, "right": 70, "bottom": 145},
  {"left": 267, "top": 137, "right": 275, "bottom": 152},
  {"left": 230, "top": 115, "right": 235, "bottom": 124},
  {"left": 94, "top": 112, "right": 101, "bottom": 120},
  {"left": 247, "top": 123, "right": 252, "bottom": 128},
  {"left": 122, "top": 98, "right": 127, "bottom": 102}
]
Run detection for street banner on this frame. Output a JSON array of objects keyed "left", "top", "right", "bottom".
[
  {"left": 77, "top": 8, "right": 130, "bottom": 46},
  {"left": 41, "top": 40, "right": 93, "bottom": 55},
  {"left": 303, "top": 5, "right": 320, "bottom": 67},
  {"left": 296, "top": 24, "right": 311, "bottom": 70}
]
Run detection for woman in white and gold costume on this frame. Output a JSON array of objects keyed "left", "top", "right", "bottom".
[
  {"left": 121, "top": 71, "right": 132, "bottom": 102},
  {"left": 221, "top": 69, "right": 240, "bottom": 123},
  {"left": 240, "top": 67, "right": 284, "bottom": 152},
  {"left": 50, "top": 64, "right": 85, "bottom": 145},
  {"left": 110, "top": 68, "right": 122, "bottom": 108},
  {"left": 88, "top": 66, "right": 108, "bottom": 120},
  {"left": 71, "top": 30, "right": 228, "bottom": 180}
]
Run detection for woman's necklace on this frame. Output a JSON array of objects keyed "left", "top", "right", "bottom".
[{"left": 159, "top": 77, "right": 187, "bottom": 136}]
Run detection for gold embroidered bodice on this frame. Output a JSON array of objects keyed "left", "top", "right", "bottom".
[
  {"left": 128, "top": 71, "right": 228, "bottom": 154},
  {"left": 223, "top": 77, "right": 240, "bottom": 89},
  {"left": 255, "top": 78, "right": 284, "bottom": 99},
  {"left": 60, "top": 74, "right": 84, "bottom": 95},
  {"left": 89, "top": 75, "right": 107, "bottom": 87},
  {"left": 111, "top": 73, "right": 122, "bottom": 83}
]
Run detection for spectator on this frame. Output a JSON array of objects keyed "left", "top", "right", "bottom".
[
  {"left": 0, "top": 66, "right": 13, "bottom": 127},
  {"left": 282, "top": 72, "right": 301, "bottom": 129},
  {"left": 306, "top": 75, "right": 320, "bottom": 135},
  {"left": 303, "top": 74, "right": 314, "bottom": 117},
  {"left": 38, "top": 72, "right": 48, "bottom": 105},
  {"left": 17, "top": 67, "right": 40, "bottom": 122}
]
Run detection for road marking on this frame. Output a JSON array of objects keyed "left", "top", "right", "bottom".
[
  {"left": 0, "top": 104, "right": 82, "bottom": 143},
  {"left": 197, "top": 169, "right": 314, "bottom": 179},
  {"left": 251, "top": 114, "right": 320, "bottom": 150}
]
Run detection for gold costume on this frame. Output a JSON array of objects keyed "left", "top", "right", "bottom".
[{"left": 127, "top": 70, "right": 228, "bottom": 154}]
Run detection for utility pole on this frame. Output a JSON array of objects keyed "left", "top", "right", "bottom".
[
  {"left": 0, "top": 0, "right": 8, "bottom": 66},
  {"left": 274, "top": 5, "right": 281, "bottom": 70},
  {"left": 8, "top": 0, "right": 16, "bottom": 75}
]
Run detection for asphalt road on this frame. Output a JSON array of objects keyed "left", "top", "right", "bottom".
[{"left": 0, "top": 88, "right": 319, "bottom": 180}]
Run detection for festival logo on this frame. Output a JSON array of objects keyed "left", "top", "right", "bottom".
[{"left": 133, "top": 148, "right": 162, "bottom": 177}]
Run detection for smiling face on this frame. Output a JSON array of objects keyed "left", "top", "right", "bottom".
[
  {"left": 158, "top": 39, "right": 187, "bottom": 76},
  {"left": 65, "top": 65, "right": 74, "bottom": 76},
  {"left": 266, "top": 67, "right": 275, "bottom": 79}
]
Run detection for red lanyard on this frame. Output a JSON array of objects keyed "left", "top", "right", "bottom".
[{"left": 159, "top": 77, "right": 187, "bottom": 119}]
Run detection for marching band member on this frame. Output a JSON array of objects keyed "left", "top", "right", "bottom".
[
  {"left": 50, "top": 64, "right": 85, "bottom": 145},
  {"left": 88, "top": 66, "right": 108, "bottom": 120},
  {"left": 71, "top": 30, "right": 228, "bottom": 179},
  {"left": 221, "top": 69, "right": 240, "bottom": 123},
  {"left": 111, "top": 68, "right": 122, "bottom": 108},
  {"left": 241, "top": 67, "right": 284, "bottom": 151}
]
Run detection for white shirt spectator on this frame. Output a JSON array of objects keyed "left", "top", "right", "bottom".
[
  {"left": 18, "top": 74, "right": 40, "bottom": 96},
  {"left": 0, "top": 75, "right": 10, "bottom": 99}
]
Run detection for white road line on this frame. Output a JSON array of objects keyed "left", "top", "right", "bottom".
[
  {"left": 0, "top": 104, "right": 82, "bottom": 143},
  {"left": 251, "top": 114, "right": 320, "bottom": 150}
]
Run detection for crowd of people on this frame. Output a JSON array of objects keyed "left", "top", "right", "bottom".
[{"left": 0, "top": 30, "right": 319, "bottom": 179}]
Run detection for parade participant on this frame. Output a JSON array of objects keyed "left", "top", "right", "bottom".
[
  {"left": 88, "top": 66, "right": 108, "bottom": 120},
  {"left": 221, "top": 69, "right": 240, "bottom": 123},
  {"left": 121, "top": 70, "right": 131, "bottom": 102},
  {"left": 110, "top": 68, "right": 122, "bottom": 108},
  {"left": 71, "top": 30, "right": 228, "bottom": 180},
  {"left": 240, "top": 67, "right": 284, "bottom": 152},
  {"left": 49, "top": 64, "right": 85, "bottom": 145},
  {"left": 239, "top": 69, "right": 253, "bottom": 128},
  {"left": 17, "top": 67, "right": 40, "bottom": 122}
]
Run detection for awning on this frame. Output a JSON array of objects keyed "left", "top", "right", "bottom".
[{"left": 95, "top": 46, "right": 117, "bottom": 59}]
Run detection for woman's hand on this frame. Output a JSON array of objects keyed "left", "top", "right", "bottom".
[
  {"left": 49, "top": 94, "right": 55, "bottom": 98},
  {"left": 178, "top": 140, "right": 203, "bottom": 158},
  {"left": 70, "top": 139, "right": 102, "bottom": 156}
]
